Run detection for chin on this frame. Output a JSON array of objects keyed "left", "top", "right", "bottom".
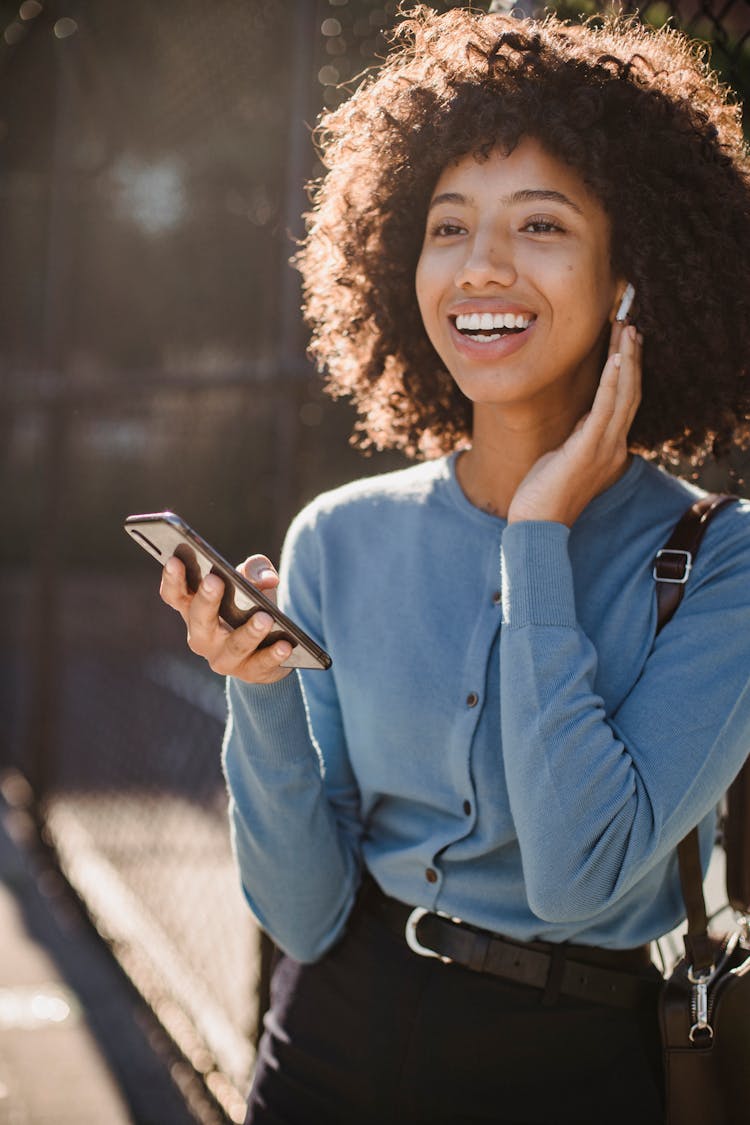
[{"left": 449, "top": 370, "right": 542, "bottom": 406}]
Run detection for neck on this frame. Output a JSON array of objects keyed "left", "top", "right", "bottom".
[
  {"left": 456, "top": 433, "right": 546, "bottom": 523},
  {"left": 456, "top": 399, "right": 607, "bottom": 520}
]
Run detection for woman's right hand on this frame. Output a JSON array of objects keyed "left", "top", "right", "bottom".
[{"left": 159, "top": 554, "right": 293, "bottom": 684}]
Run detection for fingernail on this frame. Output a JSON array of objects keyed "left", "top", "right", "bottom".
[
  {"left": 165, "top": 557, "right": 179, "bottom": 576},
  {"left": 202, "top": 575, "right": 222, "bottom": 596},
  {"left": 259, "top": 568, "right": 276, "bottom": 583},
  {"left": 274, "top": 643, "right": 291, "bottom": 658},
  {"left": 627, "top": 325, "right": 637, "bottom": 341},
  {"left": 252, "top": 612, "right": 272, "bottom": 631},
  {"left": 612, "top": 353, "right": 622, "bottom": 369}
]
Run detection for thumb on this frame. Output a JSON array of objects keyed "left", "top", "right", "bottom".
[{"left": 238, "top": 555, "right": 280, "bottom": 601}]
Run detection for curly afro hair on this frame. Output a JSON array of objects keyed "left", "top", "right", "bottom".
[{"left": 296, "top": 5, "right": 750, "bottom": 463}]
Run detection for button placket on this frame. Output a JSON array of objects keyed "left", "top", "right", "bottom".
[{"left": 441, "top": 552, "right": 499, "bottom": 872}]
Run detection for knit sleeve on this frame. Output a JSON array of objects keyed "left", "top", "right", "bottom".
[
  {"left": 222, "top": 506, "right": 363, "bottom": 961},
  {"left": 498, "top": 509, "right": 750, "bottom": 924}
]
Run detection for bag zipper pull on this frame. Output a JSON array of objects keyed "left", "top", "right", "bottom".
[
  {"left": 686, "top": 933, "right": 738, "bottom": 1043},
  {"left": 688, "top": 972, "right": 713, "bottom": 1042}
]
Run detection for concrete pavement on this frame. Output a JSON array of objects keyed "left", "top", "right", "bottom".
[{"left": 0, "top": 773, "right": 213, "bottom": 1125}]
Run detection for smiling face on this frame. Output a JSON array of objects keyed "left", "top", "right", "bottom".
[{"left": 415, "top": 138, "right": 625, "bottom": 428}]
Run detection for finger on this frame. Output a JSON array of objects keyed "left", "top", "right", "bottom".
[
  {"left": 586, "top": 350, "right": 622, "bottom": 435},
  {"left": 249, "top": 638, "right": 294, "bottom": 682},
  {"left": 211, "top": 621, "right": 293, "bottom": 681},
  {"left": 580, "top": 340, "right": 637, "bottom": 461},
  {"left": 619, "top": 326, "right": 642, "bottom": 412},
  {"left": 238, "top": 554, "right": 279, "bottom": 587},
  {"left": 608, "top": 318, "right": 625, "bottom": 357},
  {"left": 185, "top": 573, "right": 230, "bottom": 654},
  {"left": 602, "top": 327, "right": 639, "bottom": 442},
  {"left": 563, "top": 357, "right": 618, "bottom": 460},
  {"left": 222, "top": 609, "right": 276, "bottom": 661},
  {"left": 160, "top": 555, "right": 191, "bottom": 615},
  {"left": 238, "top": 554, "right": 280, "bottom": 604},
  {"left": 624, "top": 331, "right": 643, "bottom": 430}
]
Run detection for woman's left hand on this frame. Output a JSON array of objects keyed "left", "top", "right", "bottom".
[{"left": 507, "top": 323, "right": 642, "bottom": 527}]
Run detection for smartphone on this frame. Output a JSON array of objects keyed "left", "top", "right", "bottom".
[{"left": 124, "top": 511, "right": 332, "bottom": 671}]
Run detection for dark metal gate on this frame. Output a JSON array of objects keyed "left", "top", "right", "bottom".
[{"left": 1, "top": 1, "right": 748, "bottom": 1121}]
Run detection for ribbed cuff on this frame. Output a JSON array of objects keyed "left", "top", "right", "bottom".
[
  {"left": 500, "top": 521, "right": 577, "bottom": 628},
  {"left": 226, "top": 672, "right": 314, "bottom": 767}
]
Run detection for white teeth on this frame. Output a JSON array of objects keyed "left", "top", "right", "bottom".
[{"left": 455, "top": 312, "right": 531, "bottom": 332}]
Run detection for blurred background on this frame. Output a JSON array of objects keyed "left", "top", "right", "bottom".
[{"left": 1, "top": 1, "right": 749, "bottom": 1122}]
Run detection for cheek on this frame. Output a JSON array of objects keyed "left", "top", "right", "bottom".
[
  {"left": 557, "top": 260, "right": 615, "bottom": 334},
  {"left": 414, "top": 257, "right": 439, "bottom": 335},
  {"left": 414, "top": 255, "right": 429, "bottom": 306},
  {"left": 555, "top": 293, "right": 612, "bottom": 358}
]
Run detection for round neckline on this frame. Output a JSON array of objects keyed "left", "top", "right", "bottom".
[
  {"left": 441, "top": 451, "right": 507, "bottom": 528},
  {"left": 441, "top": 449, "right": 646, "bottom": 526}
]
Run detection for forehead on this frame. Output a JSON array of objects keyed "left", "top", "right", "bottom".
[{"left": 430, "top": 137, "right": 608, "bottom": 223}]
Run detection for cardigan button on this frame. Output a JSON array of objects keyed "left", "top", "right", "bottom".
[
  {"left": 466, "top": 692, "right": 479, "bottom": 708},
  {"left": 463, "top": 800, "right": 472, "bottom": 816},
  {"left": 492, "top": 590, "right": 502, "bottom": 605},
  {"left": 425, "top": 867, "right": 438, "bottom": 884}
]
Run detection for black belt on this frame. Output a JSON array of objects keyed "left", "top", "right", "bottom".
[{"left": 360, "top": 876, "right": 660, "bottom": 1011}]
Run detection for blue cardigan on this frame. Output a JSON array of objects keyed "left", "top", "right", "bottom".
[{"left": 222, "top": 454, "right": 750, "bottom": 962}]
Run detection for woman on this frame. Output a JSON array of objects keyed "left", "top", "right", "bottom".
[{"left": 161, "top": 8, "right": 750, "bottom": 1123}]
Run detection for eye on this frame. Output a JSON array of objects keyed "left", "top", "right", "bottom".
[
  {"left": 428, "top": 219, "right": 467, "bottom": 238},
  {"left": 522, "top": 215, "right": 565, "bottom": 234}
]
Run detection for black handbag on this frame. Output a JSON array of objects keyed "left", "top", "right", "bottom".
[{"left": 654, "top": 494, "right": 750, "bottom": 1125}]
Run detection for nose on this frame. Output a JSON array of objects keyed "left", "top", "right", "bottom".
[{"left": 454, "top": 230, "right": 517, "bottom": 290}]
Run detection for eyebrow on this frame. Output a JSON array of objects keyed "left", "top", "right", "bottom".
[{"left": 428, "top": 188, "right": 584, "bottom": 216}]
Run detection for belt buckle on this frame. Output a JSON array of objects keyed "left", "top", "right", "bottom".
[{"left": 405, "top": 906, "right": 453, "bottom": 963}]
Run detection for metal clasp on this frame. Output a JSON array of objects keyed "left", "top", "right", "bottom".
[
  {"left": 405, "top": 907, "right": 453, "bottom": 963},
  {"left": 686, "top": 933, "right": 738, "bottom": 1043},
  {"left": 688, "top": 968, "right": 713, "bottom": 1042},
  {"left": 738, "top": 914, "right": 750, "bottom": 947},
  {"left": 653, "top": 549, "right": 693, "bottom": 584}
]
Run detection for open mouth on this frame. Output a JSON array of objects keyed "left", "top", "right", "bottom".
[{"left": 452, "top": 312, "right": 534, "bottom": 342}]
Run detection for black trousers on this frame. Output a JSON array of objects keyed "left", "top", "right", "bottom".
[{"left": 246, "top": 888, "right": 665, "bottom": 1125}]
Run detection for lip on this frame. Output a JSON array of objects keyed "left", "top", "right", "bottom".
[{"left": 447, "top": 314, "right": 537, "bottom": 361}]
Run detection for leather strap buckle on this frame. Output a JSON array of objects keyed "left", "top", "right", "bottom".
[{"left": 653, "top": 548, "right": 692, "bottom": 584}]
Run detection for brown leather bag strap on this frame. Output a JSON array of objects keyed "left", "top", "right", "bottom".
[
  {"left": 653, "top": 493, "right": 737, "bottom": 632},
  {"left": 654, "top": 493, "right": 737, "bottom": 971},
  {"left": 676, "top": 833, "right": 715, "bottom": 971}
]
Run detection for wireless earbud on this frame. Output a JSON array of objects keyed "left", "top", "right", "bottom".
[{"left": 615, "top": 283, "right": 636, "bottom": 323}]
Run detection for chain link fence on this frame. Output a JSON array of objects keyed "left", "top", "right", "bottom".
[{"left": 1, "top": 1, "right": 749, "bottom": 1121}]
